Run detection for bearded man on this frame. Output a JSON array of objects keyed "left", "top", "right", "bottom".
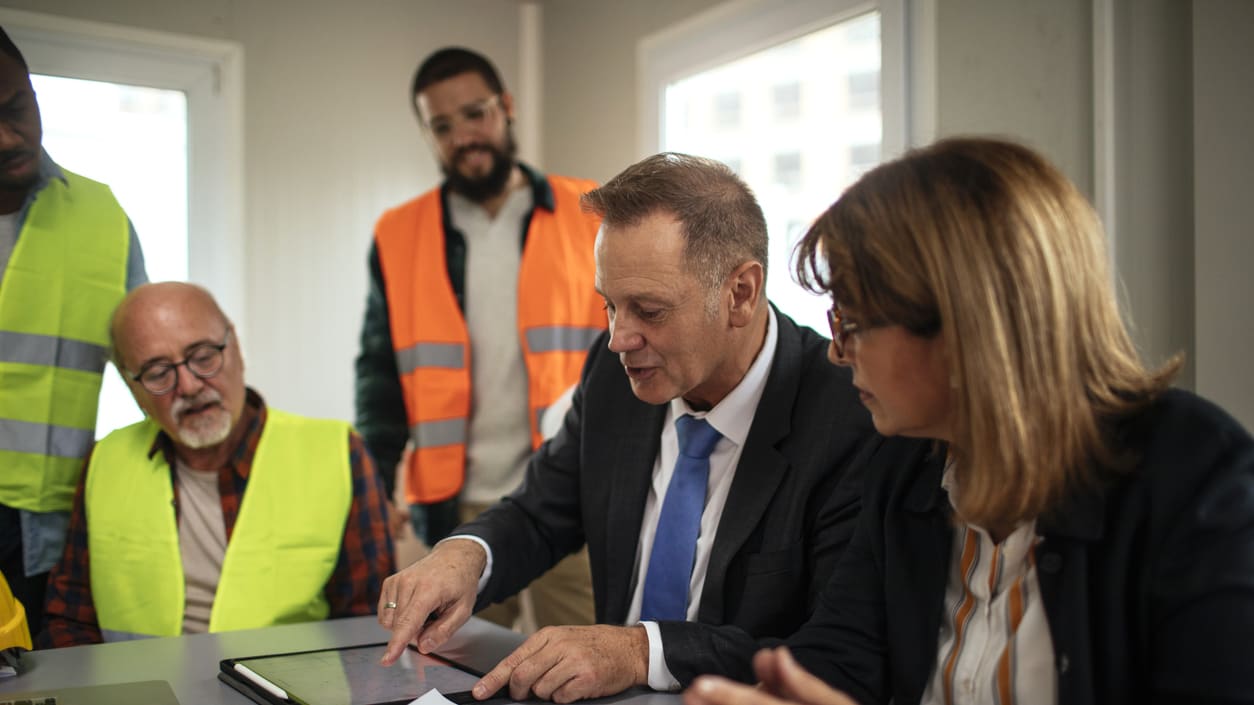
[
  {"left": 355, "top": 47, "right": 603, "bottom": 631},
  {"left": 40, "top": 282, "right": 393, "bottom": 646}
]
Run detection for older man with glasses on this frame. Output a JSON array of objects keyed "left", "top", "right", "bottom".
[{"left": 39, "top": 282, "right": 393, "bottom": 647}]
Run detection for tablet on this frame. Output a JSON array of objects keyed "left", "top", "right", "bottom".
[{"left": 219, "top": 643, "right": 484, "bottom": 705}]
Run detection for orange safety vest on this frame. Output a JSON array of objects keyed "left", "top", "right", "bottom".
[{"left": 374, "top": 175, "right": 605, "bottom": 504}]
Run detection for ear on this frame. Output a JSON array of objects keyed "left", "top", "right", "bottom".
[
  {"left": 499, "top": 91, "right": 516, "bottom": 121},
  {"left": 726, "top": 260, "right": 764, "bottom": 328}
]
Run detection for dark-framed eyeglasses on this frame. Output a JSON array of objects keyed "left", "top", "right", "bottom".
[
  {"left": 826, "top": 306, "right": 881, "bottom": 360},
  {"left": 423, "top": 95, "right": 502, "bottom": 142},
  {"left": 130, "top": 328, "right": 233, "bottom": 395}
]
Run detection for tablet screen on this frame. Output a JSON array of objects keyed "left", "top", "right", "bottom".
[{"left": 235, "top": 644, "right": 481, "bottom": 705}]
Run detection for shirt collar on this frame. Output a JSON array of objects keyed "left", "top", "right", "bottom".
[
  {"left": 668, "top": 305, "right": 778, "bottom": 448},
  {"left": 14, "top": 150, "right": 67, "bottom": 226},
  {"left": 146, "top": 386, "right": 267, "bottom": 480},
  {"left": 36, "top": 148, "right": 66, "bottom": 189},
  {"left": 518, "top": 161, "right": 555, "bottom": 212}
]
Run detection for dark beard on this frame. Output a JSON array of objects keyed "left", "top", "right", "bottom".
[{"left": 443, "top": 130, "right": 518, "bottom": 203}]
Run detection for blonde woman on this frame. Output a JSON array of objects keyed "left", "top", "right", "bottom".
[{"left": 685, "top": 137, "right": 1254, "bottom": 705}]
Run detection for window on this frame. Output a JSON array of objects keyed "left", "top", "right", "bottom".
[
  {"left": 645, "top": 1, "right": 901, "bottom": 332},
  {"left": 34, "top": 75, "right": 189, "bottom": 282},
  {"left": 849, "top": 142, "right": 880, "bottom": 176},
  {"left": 848, "top": 70, "right": 880, "bottom": 110},
  {"left": 774, "top": 152, "right": 802, "bottom": 191},
  {"left": 773, "top": 82, "right": 802, "bottom": 121},
  {"left": 713, "top": 91, "right": 742, "bottom": 129}
]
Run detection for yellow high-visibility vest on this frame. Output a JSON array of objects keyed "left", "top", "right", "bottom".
[
  {"left": 0, "top": 170, "right": 129, "bottom": 513},
  {"left": 86, "top": 409, "right": 351, "bottom": 640}
]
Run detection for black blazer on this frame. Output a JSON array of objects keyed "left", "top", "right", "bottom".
[
  {"left": 459, "top": 307, "right": 877, "bottom": 684},
  {"left": 789, "top": 389, "right": 1254, "bottom": 705}
]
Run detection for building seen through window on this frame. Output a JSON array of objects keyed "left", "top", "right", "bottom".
[{"left": 662, "top": 12, "right": 882, "bottom": 332}]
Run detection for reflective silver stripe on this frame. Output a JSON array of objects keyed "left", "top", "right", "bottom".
[
  {"left": 395, "top": 342, "right": 465, "bottom": 375},
  {"left": 525, "top": 326, "right": 602, "bottom": 354},
  {"left": 0, "top": 330, "right": 108, "bottom": 373},
  {"left": 102, "top": 629, "right": 154, "bottom": 642},
  {"left": 409, "top": 417, "right": 467, "bottom": 449},
  {"left": 0, "top": 418, "right": 96, "bottom": 458},
  {"left": 534, "top": 406, "right": 546, "bottom": 434}
]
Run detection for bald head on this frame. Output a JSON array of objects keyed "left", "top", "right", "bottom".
[
  {"left": 111, "top": 282, "right": 228, "bottom": 369},
  {"left": 111, "top": 282, "right": 246, "bottom": 455}
]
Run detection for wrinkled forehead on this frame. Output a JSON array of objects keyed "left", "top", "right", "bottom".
[{"left": 594, "top": 215, "right": 697, "bottom": 291}]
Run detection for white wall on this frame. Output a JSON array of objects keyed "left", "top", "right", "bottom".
[
  {"left": 1108, "top": 0, "right": 1195, "bottom": 387},
  {"left": 2, "top": 0, "right": 525, "bottom": 422},
  {"left": 1194, "top": 0, "right": 1254, "bottom": 427},
  {"left": 935, "top": 0, "right": 1093, "bottom": 194},
  {"left": 539, "top": 0, "right": 727, "bottom": 182}
]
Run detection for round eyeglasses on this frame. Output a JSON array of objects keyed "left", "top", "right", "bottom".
[
  {"left": 826, "top": 306, "right": 883, "bottom": 360},
  {"left": 129, "top": 329, "right": 232, "bottom": 395}
]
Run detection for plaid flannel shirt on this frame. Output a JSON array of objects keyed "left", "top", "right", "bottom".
[{"left": 39, "top": 388, "right": 394, "bottom": 647}]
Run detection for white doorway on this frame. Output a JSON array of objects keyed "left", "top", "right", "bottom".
[
  {"left": 1, "top": 8, "right": 244, "bottom": 437},
  {"left": 32, "top": 73, "right": 189, "bottom": 436}
]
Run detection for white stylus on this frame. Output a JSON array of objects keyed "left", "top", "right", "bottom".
[{"left": 234, "top": 663, "right": 291, "bottom": 701}]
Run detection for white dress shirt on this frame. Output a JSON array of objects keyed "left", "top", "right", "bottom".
[{"left": 631, "top": 306, "right": 778, "bottom": 689}]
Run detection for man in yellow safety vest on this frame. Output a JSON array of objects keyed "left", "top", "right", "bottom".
[
  {"left": 0, "top": 26, "right": 147, "bottom": 637},
  {"left": 40, "top": 283, "right": 393, "bottom": 645}
]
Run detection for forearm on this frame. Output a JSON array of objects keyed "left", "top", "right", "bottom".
[{"left": 657, "top": 620, "right": 772, "bottom": 687}]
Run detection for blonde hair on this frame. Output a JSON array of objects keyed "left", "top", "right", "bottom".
[{"left": 795, "top": 137, "right": 1179, "bottom": 530}]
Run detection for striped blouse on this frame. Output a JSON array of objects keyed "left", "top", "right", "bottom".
[{"left": 921, "top": 465, "right": 1057, "bottom": 705}]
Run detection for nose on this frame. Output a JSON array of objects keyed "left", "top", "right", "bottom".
[
  {"left": 606, "top": 318, "right": 643, "bottom": 354},
  {"left": 449, "top": 119, "right": 479, "bottom": 149},
  {"left": 174, "top": 363, "right": 206, "bottom": 397}
]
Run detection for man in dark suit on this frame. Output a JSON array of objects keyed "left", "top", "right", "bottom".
[{"left": 377, "top": 153, "right": 875, "bottom": 702}]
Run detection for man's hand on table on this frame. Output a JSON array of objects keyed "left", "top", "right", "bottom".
[
  {"left": 471, "top": 624, "right": 649, "bottom": 703},
  {"left": 377, "top": 538, "right": 486, "bottom": 665}
]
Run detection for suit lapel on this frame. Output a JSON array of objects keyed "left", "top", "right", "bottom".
[
  {"left": 602, "top": 401, "right": 667, "bottom": 623},
  {"left": 698, "top": 311, "right": 798, "bottom": 623}
]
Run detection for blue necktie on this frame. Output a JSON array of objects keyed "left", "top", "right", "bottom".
[{"left": 640, "top": 414, "right": 722, "bottom": 621}]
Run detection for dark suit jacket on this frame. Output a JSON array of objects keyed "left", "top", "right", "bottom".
[
  {"left": 790, "top": 389, "right": 1254, "bottom": 705},
  {"left": 459, "top": 307, "right": 876, "bottom": 684}
]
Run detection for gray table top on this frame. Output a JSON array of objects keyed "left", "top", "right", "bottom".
[{"left": 0, "top": 616, "right": 681, "bottom": 705}]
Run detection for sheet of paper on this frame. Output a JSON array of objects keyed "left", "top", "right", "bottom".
[{"left": 408, "top": 687, "right": 459, "bottom": 705}]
